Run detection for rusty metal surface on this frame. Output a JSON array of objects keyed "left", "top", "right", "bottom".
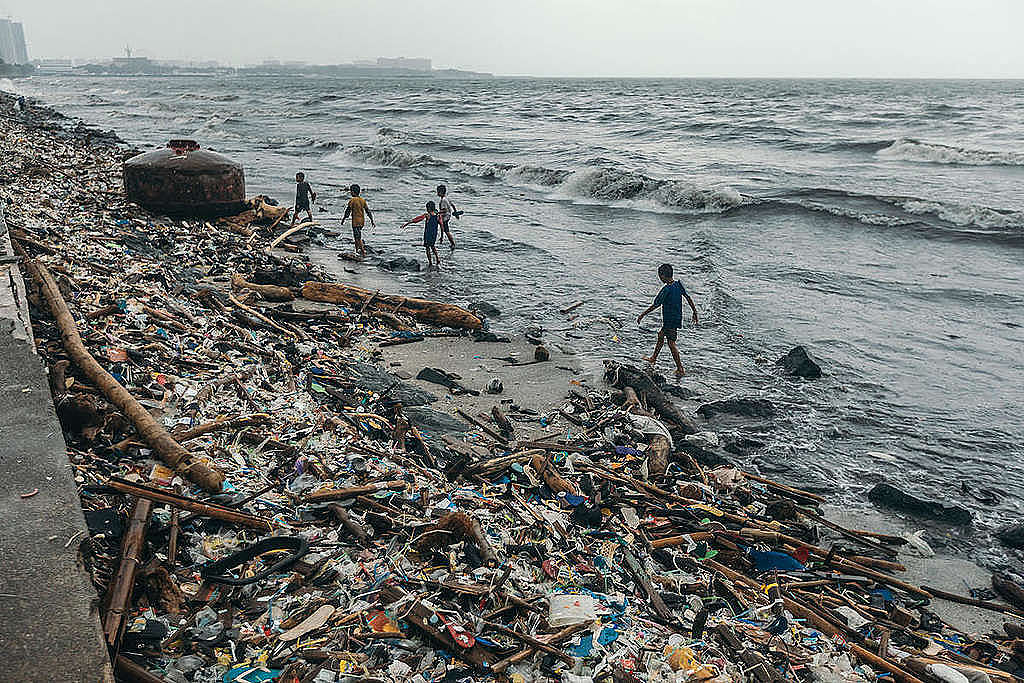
[{"left": 123, "top": 141, "right": 245, "bottom": 217}]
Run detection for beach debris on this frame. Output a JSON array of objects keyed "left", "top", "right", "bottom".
[
  {"left": 776, "top": 344, "right": 823, "bottom": 378},
  {"left": 3, "top": 90, "right": 1022, "bottom": 683}
]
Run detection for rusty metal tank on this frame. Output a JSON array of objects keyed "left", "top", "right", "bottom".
[{"left": 123, "top": 140, "right": 245, "bottom": 217}]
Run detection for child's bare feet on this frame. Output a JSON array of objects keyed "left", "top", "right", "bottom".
[
  {"left": 643, "top": 356, "right": 655, "bottom": 364},
  {"left": 674, "top": 368, "right": 686, "bottom": 378}
]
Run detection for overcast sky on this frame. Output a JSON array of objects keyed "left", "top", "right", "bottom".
[{"left": 5, "top": 0, "right": 1023, "bottom": 77}]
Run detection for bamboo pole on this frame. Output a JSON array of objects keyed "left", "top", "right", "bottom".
[{"left": 106, "top": 478, "right": 271, "bottom": 530}]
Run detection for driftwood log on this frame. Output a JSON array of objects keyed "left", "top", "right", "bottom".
[
  {"left": 302, "top": 281, "right": 483, "bottom": 330},
  {"left": 604, "top": 360, "right": 698, "bottom": 434},
  {"left": 230, "top": 273, "right": 294, "bottom": 302},
  {"left": 26, "top": 259, "right": 225, "bottom": 492}
]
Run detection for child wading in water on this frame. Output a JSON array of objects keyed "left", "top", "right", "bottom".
[
  {"left": 400, "top": 201, "right": 442, "bottom": 270},
  {"left": 291, "top": 172, "right": 316, "bottom": 227},
  {"left": 343, "top": 184, "right": 375, "bottom": 258},
  {"left": 636, "top": 263, "right": 698, "bottom": 377},
  {"left": 436, "top": 184, "right": 461, "bottom": 252}
]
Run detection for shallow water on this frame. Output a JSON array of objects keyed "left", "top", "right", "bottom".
[{"left": 14, "top": 75, "right": 1024, "bottom": 567}]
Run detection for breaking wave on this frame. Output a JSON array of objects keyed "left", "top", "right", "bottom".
[
  {"left": 325, "top": 144, "right": 744, "bottom": 213},
  {"left": 557, "top": 168, "right": 745, "bottom": 213},
  {"left": 890, "top": 198, "right": 1024, "bottom": 230},
  {"left": 876, "top": 139, "right": 1024, "bottom": 166}
]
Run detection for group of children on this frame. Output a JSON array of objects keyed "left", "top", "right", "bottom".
[
  {"left": 291, "top": 173, "right": 698, "bottom": 377},
  {"left": 291, "top": 173, "right": 457, "bottom": 267}
]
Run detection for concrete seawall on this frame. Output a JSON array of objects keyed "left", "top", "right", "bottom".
[{"left": 0, "top": 207, "right": 114, "bottom": 681}]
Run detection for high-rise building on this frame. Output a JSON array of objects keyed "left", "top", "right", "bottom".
[
  {"left": 11, "top": 22, "right": 28, "bottom": 64},
  {"left": 0, "top": 19, "right": 29, "bottom": 64}
]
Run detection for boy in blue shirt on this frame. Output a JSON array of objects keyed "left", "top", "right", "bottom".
[
  {"left": 400, "top": 200, "right": 442, "bottom": 270},
  {"left": 637, "top": 263, "right": 698, "bottom": 377}
]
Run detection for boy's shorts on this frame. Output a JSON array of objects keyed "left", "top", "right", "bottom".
[
  {"left": 424, "top": 228, "right": 438, "bottom": 247},
  {"left": 352, "top": 225, "right": 363, "bottom": 240},
  {"left": 296, "top": 199, "right": 310, "bottom": 212},
  {"left": 661, "top": 326, "right": 679, "bottom": 342}
]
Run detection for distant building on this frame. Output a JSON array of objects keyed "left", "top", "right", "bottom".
[
  {"left": 33, "top": 58, "right": 73, "bottom": 73},
  {"left": 376, "top": 57, "right": 431, "bottom": 71},
  {"left": 0, "top": 19, "right": 30, "bottom": 64},
  {"left": 11, "top": 22, "right": 27, "bottom": 64}
]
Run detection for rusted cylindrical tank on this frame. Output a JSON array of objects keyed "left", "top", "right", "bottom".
[{"left": 123, "top": 140, "right": 245, "bottom": 217}]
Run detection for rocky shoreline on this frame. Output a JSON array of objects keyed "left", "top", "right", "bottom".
[{"left": 2, "top": 90, "right": 1022, "bottom": 683}]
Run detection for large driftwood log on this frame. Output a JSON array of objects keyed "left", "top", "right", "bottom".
[
  {"left": 26, "top": 260, "right": 225, "bottom": 492},
  {"left": 302, "top": 281, "right": 483, "bottom": 330},
  {"left": 231, "top": 273, "right": 294, "bottom": 302},
  {"left": 604, "top": 360, "right": 698, "bottom": 434}
]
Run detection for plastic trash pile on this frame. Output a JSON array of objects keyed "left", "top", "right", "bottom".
[{"left": 3, "top": 92, "right": 1024, "bottom": 683}]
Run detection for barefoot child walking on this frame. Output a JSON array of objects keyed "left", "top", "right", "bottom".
[
  {"left": 636, "top": 263, "right": 698, "bottom": 377},
  {"left": 343, "top": 184, "right": 375, "bottom": 258},
  {"left": 291, "top": 172, "right": 316, "bottom": 227},
  {"left": 400, "top": 201, "right": 442, "bottom": 270}
]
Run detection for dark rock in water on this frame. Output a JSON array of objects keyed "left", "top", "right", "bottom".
[
  {"left": 697, "top": 398, "right": 775, "bottom": 420},
  {"left": 676, "top": 441, "right": 733, "bottom": 469},
  {"left": 471, "top": 301, "right": 501, "bottom": 318},
  {"left": 252, "top": 264, "right": 317, "bottom": 289},
  {"left": 867, "top": 482, "right": 972, "bottom": 526},
  {"left": 776, "top": 345, "right": 822, "bottom": 379},
  {"left": 534, "top": 345, "right": 550, "bottom": 362},
  {"left": 723, "top": 436, "right": 766, "bottom": 457},
  {"left": 662, "top": 384, "right": 697, "bottom": 400},
  {"left": 347, "top": 361, "right": 435, "bottom": 406},
  {"left": 992, "top": 573, "right": 1024, "bottom": 610},
  {"left": 996, "top": 521, "right": 1024, "bottom": 549},
  {"left": 403, "top": 405, "right": 466, "bottom": 435},
  {"left": 380, "top": 256, "right": 421, "bottom": 272},
  {"left": 471, "top": 330, "right": 510, "bottom": 343}
]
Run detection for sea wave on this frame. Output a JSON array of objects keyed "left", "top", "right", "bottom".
[
  {"left": 876, "top": 139, "right": 1024, "bottom": 166},
  {"left": 890, "top": 198, "right": 1024, "bottom": 230},
  {"left": 557, "top": 167, "right": 745, "bottom": 213},
  {"left": 325, "top": 143, "right": 745, "bottom": 213}
]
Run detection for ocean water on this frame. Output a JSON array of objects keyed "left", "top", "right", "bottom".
[{"left": 13, "top": 75, "right": 1024, "bottom": 567}]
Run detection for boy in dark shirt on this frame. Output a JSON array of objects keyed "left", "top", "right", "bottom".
[
  {"left": 400, "top": 200, "right": 442, "bottom": 270},
  {"left": 291, "top": 172, "right": 316, "bottom": 228},
  {"left": 637, "top": 263, "right": 698, "bottom": 377}
]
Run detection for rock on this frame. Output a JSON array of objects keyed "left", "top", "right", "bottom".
[
  {"left": 867, "top": 482, "right": 972, "bottom": 526},
  {"left": 992, "top": 573, "right": 1024, "bottom": 610},
  {"left": 485, "top": 378, "right": 504, "bottom": 395},
  {"left": 524, "top": 326, "right": 544, "bottom": 345},
  {"left": 403, "top": 406, "right": 467, "bottom": 436},
  {"left": 380, "top": 256, "right": 421, "bottom": 272},
  {"left": 996, "top": 520, "right": 1024, "bottom": 549},
  {"left": 471, "top": 301, "right": 501, "bottom": 318},
  {"left": 534, "top": 345, "right": 550, "bottom": 362},
  {"left": 776, "top": 345, "right": 822, "bottom": 379},
  {"left": 723, "top": 436, "right": 767, "bottom": 457},
  {"left": 347, "top": 361, "right": 436, "bottom": 406},
  {"left": 697, "top": 398, "right": 775, "bottom": 420}
]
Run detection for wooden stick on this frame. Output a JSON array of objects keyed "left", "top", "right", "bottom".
[
  {"left": 106, "top": 478, "right": 271, "bottom": 530},
  {"left": 329, "top": 503, "right": 370, "bottom": 546},
  {"left": 227, "top": 292, "right": 299, "bottom": 339},
  {"left": 304, "top": 480, "right": 408, "bottom": 504},
  {"left": 172, "top": 413, "right": 272, "bottom": 442},
  {"left": 743, "top": 471, "right": 826, "bottom": 504},
  {"left": 457, "top": 408, "right": 508, "bottom": 445},
  {"left": 102, "top": 499, "right": 153, "bottom": 654},
  {"left": 921, "top": 585, "right": 1024, "bottom": 619},
  {"left": 490, "top": 622, "right": 592, "bottom": 673},
  {"left": 484, "top": 621, "right": 574, "bottom": 664},
  {"left": 26, "top": 259, "right": 224, "bottom": 492},
  {"left": 269, "top": 220, "right": 317, "bottom": 249}
]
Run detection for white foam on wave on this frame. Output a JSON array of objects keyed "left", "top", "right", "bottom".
[
  {"left": 877, "top": 139, "right": 1024, "bottom": 166},
  {"left": 325, "top": 144, "right": 440, "bottom": 170},
  {"left": 892, "top": 198, "right": 1024, "bottom": 230},
  {"left": 556, "top": 167, "right": 744, "bottom": 213}
]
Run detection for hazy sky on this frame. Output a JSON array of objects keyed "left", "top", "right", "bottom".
[{"left": 5, "top": 0, "right": 1023, "bottom": 77}]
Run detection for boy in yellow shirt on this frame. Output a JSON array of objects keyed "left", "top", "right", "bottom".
[{"left": 342, "top": 184, "right": 376, "bottom": 258}]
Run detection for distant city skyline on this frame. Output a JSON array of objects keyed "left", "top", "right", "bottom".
[{"left": 4, "top": 0, "right": 1024, "bottom": 78}]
